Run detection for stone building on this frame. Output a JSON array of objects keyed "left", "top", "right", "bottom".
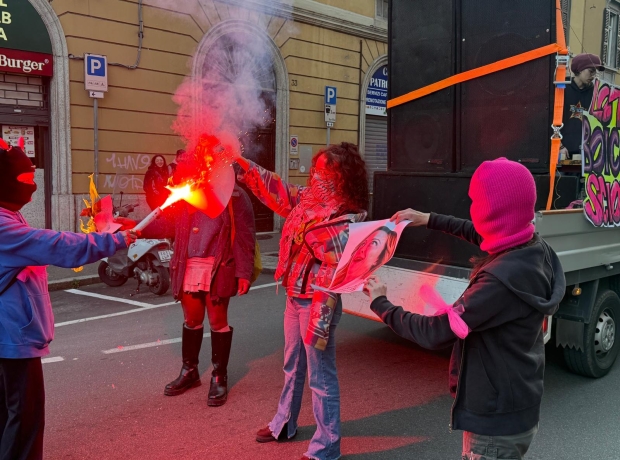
[{"left": 3, "top": 0, "right": 389, "bottom": 232}]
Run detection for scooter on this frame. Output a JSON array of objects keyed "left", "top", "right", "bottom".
[{"left": 98, "top": 203, "right": 173, "bottom": 296}]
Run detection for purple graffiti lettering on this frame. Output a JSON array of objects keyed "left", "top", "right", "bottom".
[
  {"left": 583, "top": 117, "right": 593, "bottom": 173},
  {"left": 591, "top": 81, "right": 610, "bottom": 123},
  {"left": 585, "top": 174, "right": 605, "bottom": 226},
  {"left": 611, "top": 180, "right": 620, "bottom": 225},
  {"left": 590, "top": 126, "right": 606, "bottom": 175},
  {"left": 610, "top": 128, "right": 620, "bottom": 177}
]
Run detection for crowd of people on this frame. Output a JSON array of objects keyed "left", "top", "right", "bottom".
[{"left": 0, "top": 134, "right": 565, "bottom": 460}]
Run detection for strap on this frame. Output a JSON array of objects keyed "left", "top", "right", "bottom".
[
  {"left": 387, "top": 43, "right": 564, "bottom": 109},
  {"left": 547, "top": 0, "right": 569, "bottom": 210}
]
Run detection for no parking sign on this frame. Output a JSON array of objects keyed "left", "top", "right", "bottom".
[{"left": 290, "top": 135, "right": 299, "bottom": 155}]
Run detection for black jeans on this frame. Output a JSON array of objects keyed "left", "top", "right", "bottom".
[
  {"left": 462, "top": 424, "right": 538, "bottom": 460},
  {"left": 0, "top": 357, "right": 45, "bottom": 460}
]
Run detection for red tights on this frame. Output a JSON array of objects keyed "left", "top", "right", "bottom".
[{"left": 180, "top": 291, "right": 230, "bottom": 330}]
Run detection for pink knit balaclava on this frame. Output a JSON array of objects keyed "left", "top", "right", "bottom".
[{"left": 469, "top": 158, "right": 536, "bottom": 254}]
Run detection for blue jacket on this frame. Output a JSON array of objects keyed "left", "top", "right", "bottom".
[{"left": 0, "top": 208, "right": 127, "bottom": 359}]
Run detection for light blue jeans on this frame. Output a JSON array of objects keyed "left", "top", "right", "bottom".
[{"left": 269, "top": 296, "right": 343, "bottom": 460}]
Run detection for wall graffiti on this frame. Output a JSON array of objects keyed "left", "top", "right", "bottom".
[
  {"left": 102, "top": 174, "right": 144, "bottom": 192},
  {"left": 582, "top": 79, "right": 620, "bottom": 227},
  {"left": 104, "top": 152, "right": 152, "bottom": 172}
]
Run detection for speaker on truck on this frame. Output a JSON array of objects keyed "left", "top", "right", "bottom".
[
  {"left": 374, "top": 172, "right": 579, "bottom": 267},
  {"left": 388, "top": 0, "right": 556, "bottom": 173}
]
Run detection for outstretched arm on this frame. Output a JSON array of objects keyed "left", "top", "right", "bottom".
[{"left": 391, "top": 209, "right": 482, "bottom": 247}]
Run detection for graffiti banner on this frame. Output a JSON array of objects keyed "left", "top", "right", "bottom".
[{"left": 583, "top": 79, "right": 620, "bottom": 227}]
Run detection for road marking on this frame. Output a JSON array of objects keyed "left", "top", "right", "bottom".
[
  {"left": 102, "top": 333, "right": 211, "bottom": 354},
  {"left": 42, "top": 356, "right": 64, "bottom": 364},
  {"left": 56, "top": 282, "right": 279, "bottom": 328},
  {"left": 64, "top": 289, "right": 176, "bottom": 309}
]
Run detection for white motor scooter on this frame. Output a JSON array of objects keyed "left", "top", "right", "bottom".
[{"left": 98, "top": 203, "right": 173, "bottom": 296}]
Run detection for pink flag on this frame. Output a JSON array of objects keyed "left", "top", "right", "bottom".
[{"left": 419, "top": 285, "right": 470, "bottom": 339}]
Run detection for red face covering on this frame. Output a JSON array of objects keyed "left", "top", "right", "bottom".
[{"left": 0, "top": 147, "right": 37, "bottom": 211}]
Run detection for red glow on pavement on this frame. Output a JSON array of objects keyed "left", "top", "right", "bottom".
[{"left": 341, "top": 436, "right": 428, "bottom": 455}]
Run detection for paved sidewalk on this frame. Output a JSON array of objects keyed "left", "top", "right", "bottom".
[{"left": 47, "top": 231, "right": 281, "bottom": 291}]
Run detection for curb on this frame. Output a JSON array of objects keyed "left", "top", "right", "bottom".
[{"left": 48, "top": 267, "right": 277, "bottom": 292}]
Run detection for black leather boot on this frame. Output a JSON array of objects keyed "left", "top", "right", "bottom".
[
  {"left": 164, "top": 324, "right": 203, "bottom": 396},
  {"left": 207, "top": 327, "right": 233, "bottom": 407}
]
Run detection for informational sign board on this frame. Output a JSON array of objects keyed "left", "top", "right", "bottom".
[
  {"left": 290, "top": 135, "right": 299, "bottom": 155},
  {"left": 325, "top": 86, "right": 337, "bottom": 123},
  {"left": 365, "top": 65, "right": 388, "bottom": 116},
  {"left": 3, "top": 125, "right": 35, "bottom": 157},
  {"left": 84, "top": 54, "right": 108, "bottom": 92}
]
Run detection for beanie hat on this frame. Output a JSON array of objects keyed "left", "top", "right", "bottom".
[
  {"left": 570, "top": 53, "right": 604, "bottom": 74},
  {"left": 469, "top": 158, "right": 536, "bottom": 254},
  {"left": 0, "top": 146, "right": 37, "bottom": 211}
]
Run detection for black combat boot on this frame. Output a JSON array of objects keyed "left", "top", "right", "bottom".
[
  {"left": 164, "top": 324, "right": 203, "bottom": 396},
  {"left": 207, "top": 327, "right": 233, "bottom": 406}
]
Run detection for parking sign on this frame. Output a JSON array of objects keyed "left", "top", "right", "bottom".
[
  {"left": 84, "top": 54, "right": 108, "bottom": 92},
  {"left": 325, "top": 86, "right": 337, "bottom": 105}
]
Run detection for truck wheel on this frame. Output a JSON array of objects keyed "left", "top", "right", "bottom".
[
  {"left": 563, "top": 289, "right": 620, "bottom": 378},
  {"left": 148, "top": 265, "right": 170, "bottom": 296},
  {"left": 98, "top": 261, "right": 128, "bottom": 287}
]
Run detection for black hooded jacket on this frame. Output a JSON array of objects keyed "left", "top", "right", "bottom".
[
  {"left": 370, "top": 213, "right": 566, "bottom": 436},
  {"left": 561, "top": 79, "right": 594, "bottom": 157}
]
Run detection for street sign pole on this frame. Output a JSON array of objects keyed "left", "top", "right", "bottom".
[
  {"left": 85, "top": 54, "right": 108, "bottom": 187},
  {"left": 94, "top": 98, "right": 99, "bottom": 185},
  {"left": 327, "top": 125, "right": 330, "bottom": 146}
]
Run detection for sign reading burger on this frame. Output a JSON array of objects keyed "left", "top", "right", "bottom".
[{"left": 0, "top": 1, "right": 53, "bottom": 77}]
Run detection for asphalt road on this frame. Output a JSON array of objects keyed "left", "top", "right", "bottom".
[{"left": 42, "top": 277, "right": 620, "bottom": 460}]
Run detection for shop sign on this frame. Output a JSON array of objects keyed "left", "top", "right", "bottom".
[
  {"left": 0, "top": 48, "right": 52, "bottom": 76},
  {"left": 3, "top": 125, "right": 35, "bottom": 158},
  {"left": 366, "top": 66, "right": 388, "bottom": 116}
]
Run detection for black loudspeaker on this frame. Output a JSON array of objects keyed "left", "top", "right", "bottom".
[
  {"left": 388, "top": 0, "right": 455, "bottom": 172},
  {"left": 373, "top": 172, "right": 578, "bottom": 267},
  {"left": 388, "top": 0, "right": 556, "bottom": 173}
]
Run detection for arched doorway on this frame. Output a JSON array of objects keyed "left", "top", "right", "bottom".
[{"left": 193, "top": 21, "right": 289, "bottom": 232}]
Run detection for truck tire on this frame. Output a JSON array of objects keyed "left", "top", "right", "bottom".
[
  {"left": 98, "top": 261, "right": 128, "bottom": 287},
  {"left": 563, "top": 289, "right": 620, "bottom": 378}
]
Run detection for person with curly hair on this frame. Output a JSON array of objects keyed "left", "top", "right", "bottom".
[{"left": 233, "top": 142, "right": 368, "bottom": 460}]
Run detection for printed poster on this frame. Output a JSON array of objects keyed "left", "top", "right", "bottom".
[
  {"left": 2, "top": 125, "right": 35, "bottom": 158},
  {"left": 324, "top": 218, "right": 410, "bottom": 294},
  {"left": 582, "top": 79, "right": 620, "bottom": 227}
]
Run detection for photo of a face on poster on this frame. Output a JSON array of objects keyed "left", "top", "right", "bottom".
[{"left": 325, "top": 219, "right": 410, "bottom": 294}]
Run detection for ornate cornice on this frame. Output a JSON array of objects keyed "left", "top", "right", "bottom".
[{"left": 220, "top": 0, "right": 388, "bottom": 42}]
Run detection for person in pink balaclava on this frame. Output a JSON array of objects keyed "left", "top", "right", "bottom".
[{"left": 363, "top": 158, "right": 566, "bottom": 460}]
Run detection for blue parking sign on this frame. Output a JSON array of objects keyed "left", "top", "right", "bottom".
[
  {"left": 325, "top": 86, "right": 337, "bottom": 105},
  {"left": 84, "top": 54, "right": 108, "bottom": 92}
]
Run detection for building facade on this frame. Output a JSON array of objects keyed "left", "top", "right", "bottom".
[{"left": 7, "top": 0, "right": 389, "bottom": 232}]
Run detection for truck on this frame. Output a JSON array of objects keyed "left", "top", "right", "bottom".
[{"left": 343, "top": 0, "right": 620, "bottom": 378}]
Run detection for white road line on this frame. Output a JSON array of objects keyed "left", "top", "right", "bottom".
[
  {"left": 64, "top": 289, "right": 176, "bottom": 308},
  {"left": 102, "top": 333, "right": 211, "bottom": 354},
  {"left": 55, "top": 282, "right": 279, "bottom": 328},
  {"left": 250, "top": 282, "right": 278, "bottom": 291},
  {"left": 42, "top": 356, "right": 64, "bottom": 364}
]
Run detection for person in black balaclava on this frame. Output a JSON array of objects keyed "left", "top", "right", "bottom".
[
  {"left": 0, "top": 144, "right": 137, "bottom": 460},
  {"left": 0, "top": 143, "right": 38, "bottom": 211}
]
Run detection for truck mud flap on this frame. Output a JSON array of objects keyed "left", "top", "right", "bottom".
[{"left": 556, "top": 319, "right": 585, "bottom": 352}]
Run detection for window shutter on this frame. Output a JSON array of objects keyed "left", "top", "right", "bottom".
[
  {"left": 561, "top": 0, "right": 570, "bottom": 40},
  {"left": 603, "top": 8, "right": 611, "bottom": 67},
  {"left": 616, "top": 14, "right": 620, "bottom": 69}
]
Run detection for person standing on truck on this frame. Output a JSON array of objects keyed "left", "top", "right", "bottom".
[
  {"left": 0, "top": 143, "right": 137, "bottom": 460},
  {"left": 363, "top": 158, "right": 566, "bottom": 460},
  {"left": 560, "top": 53, "right": 604, "bottom": 160},
  {"left": 234, "top": 142, "right": 368, "bottom": 460}
]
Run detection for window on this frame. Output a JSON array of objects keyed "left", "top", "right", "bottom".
[
  {"left": 561, "top": 0, "right": 571, "bottom": 43},
  {"left": 376, "top": 0, "right": 388, "bottom": 20},
  {"left": 603, "top": 7, "right": 620, "bottom": 69}
]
